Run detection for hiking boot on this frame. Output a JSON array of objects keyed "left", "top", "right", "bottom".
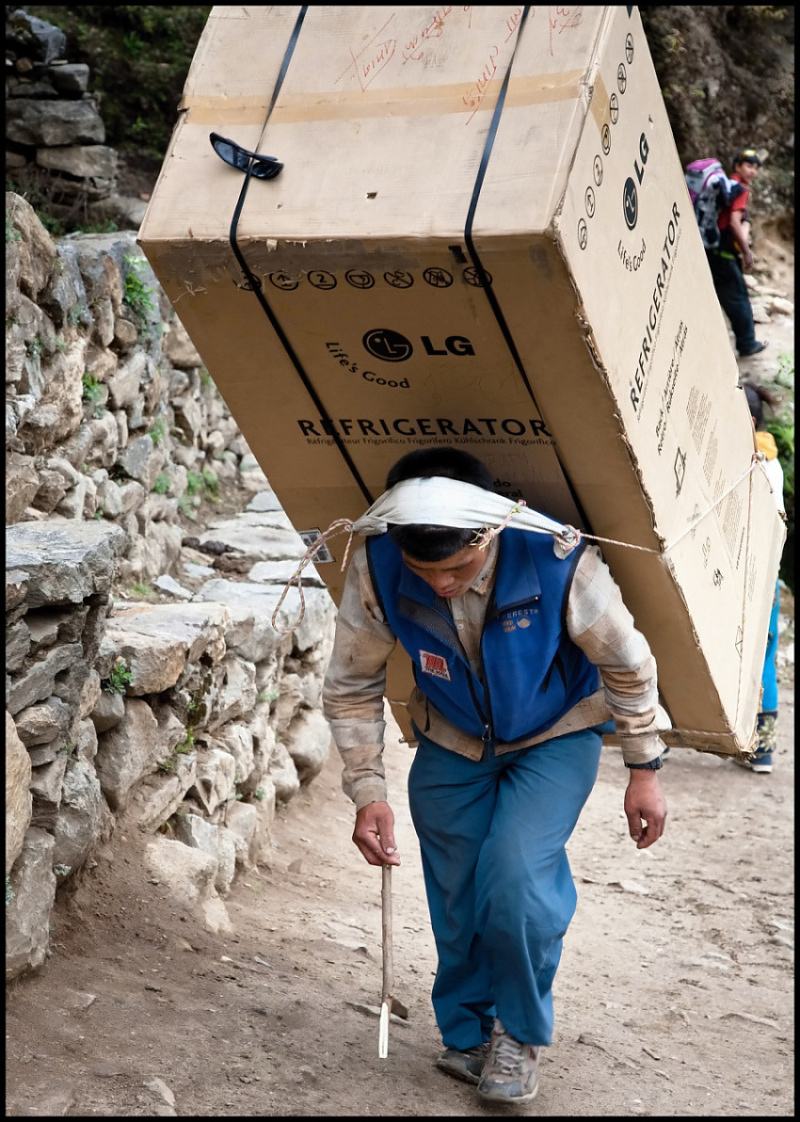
[
  {"left": 739, "top": 340, "right": 768, "bottom": 356},
  {"left": 435, "top": 1042, "right": 490, "bottom": 1085},
  {"left": 476, "top": 1020, "right": 540, "bottom": 1104}
]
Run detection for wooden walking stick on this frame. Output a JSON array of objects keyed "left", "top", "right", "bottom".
[{"left": 378, "top": 863, "right": 393, "bottom": 1058}]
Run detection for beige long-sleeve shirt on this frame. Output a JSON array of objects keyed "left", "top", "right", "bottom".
[{"left": 323, "top": 538, "right": 665, "bottom": 809}]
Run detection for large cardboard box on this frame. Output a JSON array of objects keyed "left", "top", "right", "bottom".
[{"left": 139, "top": 5, "right": 785, "bottom": 756}]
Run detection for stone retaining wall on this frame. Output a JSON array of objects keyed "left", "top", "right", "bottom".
[
  {"left": 5, "top": 192, "right": 336, "bottom": 980},
  {"left": 6, "top": 8, "right": 123, "bottom": 228}
]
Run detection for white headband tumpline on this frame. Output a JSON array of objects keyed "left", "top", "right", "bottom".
[
  {"left": 271, "top": 477, "right": 582, "bottom": 633},
  {"left": 349, "top": 476, "right": 573, "bottom": 548}
]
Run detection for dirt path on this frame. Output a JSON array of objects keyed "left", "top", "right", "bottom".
[{"left": 5, "top": 646, "right": 794, "bottom": 1117}]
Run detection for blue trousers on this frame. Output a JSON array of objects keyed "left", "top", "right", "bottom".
[
  {"left": 407, "top": 727, "right": 602, "bottom": 1050},
  {"left": 761, "top": 579, "right": 780, "bottom": 716}
]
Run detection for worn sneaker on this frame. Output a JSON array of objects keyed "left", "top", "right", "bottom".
[
  {"left": 749, "top": 749, "right": 773, "bottom": 773},
  {"left": 733, "top": 747, "right": 774, "bottom": 773},
  {"left": 477, "top": 1020, "right": 540, "bottom": 1104},
  {"left": 435, "top": 1042, "right": 490, "bottom": 1085}
]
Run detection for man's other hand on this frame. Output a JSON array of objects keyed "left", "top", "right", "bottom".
[
  {"left": 353, "top": 801, "right": 401, "bottom": 866},
  {"left": 624, "top": 771, "right": 667, "bottom": 849}
]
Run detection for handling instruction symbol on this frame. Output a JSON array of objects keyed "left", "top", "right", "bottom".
[
  {"left": 269, "top": 271, "right": 299, "bottom": 291},
  {"left": 384, "top": 270, "right": 414, "bottom": 289},
  {"left": 423, "top": 267, "right": 454, "bottom": 288},
  {"left": 308, "top": 270, "right": 337, "bottom": 290},
  {"left": 463, "top": 266, "right": 492, "bottom": 287},
  {"left": 345, "top": 269, "right": 375, "bottom": 289},
  {"left": 673, "top": 447, "right": 687, "bottom": 496}
]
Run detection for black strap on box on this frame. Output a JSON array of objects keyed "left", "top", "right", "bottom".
[
  {"left": 463, "top": 6, "right": 591, "bottom": 531},
  {"left": 463, "top": 7, "right": 537, "bottom": 406},
  {"left": 226, "top": 4, "right": 375, "bottom": 506}
]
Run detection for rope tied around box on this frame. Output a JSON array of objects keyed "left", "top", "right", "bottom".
[{"left": 270, "top": 452, "right": 773, "bottom": 635}]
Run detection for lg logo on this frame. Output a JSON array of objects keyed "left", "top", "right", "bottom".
[
  {"left": 623, "top": 132, "right": 650, "bottom": 231},
  {"left": 362, "top": 329, "right": 413, "bottom": 363},
  {"left": 362, "top": 329, "right": 476, "bottom": 362},
  {"left": 623, "top": 178, "right": 638, "bottom": 230}
]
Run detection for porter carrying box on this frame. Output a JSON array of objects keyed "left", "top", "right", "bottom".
[{"left": 139, "top": 5, "right": 786, "bottom": 756}]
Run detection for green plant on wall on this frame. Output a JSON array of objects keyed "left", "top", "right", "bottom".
[
  {"left": 185, "top": 471, "right": 204, "bottom": 497},
  {"left": 176, "top": 730, "right": 195, "bottom": 754},
  {"left": 67, "top": 303, "right": 90, "bottom": 328},
  {"left": 102, "top": 656, "right": 133, "bottom": 695},
  {"left": 122, "top": 255, "right": 155, "bottom": 327},
  {"left": 82, "top": 371, "right": 105, "bottom": 417},
  {"left": 184, "top": 468, "right": 219, "bottom": 504},
  {"left": 177, "top": 494, "right": 197, "bottom": 521}
]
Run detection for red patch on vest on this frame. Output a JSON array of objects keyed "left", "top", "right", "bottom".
[{"left": 419, "top": 650, "right": 451, "bottom": 681}]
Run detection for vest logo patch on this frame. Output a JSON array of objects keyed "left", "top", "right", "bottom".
[
  {"left": 502, "top": 607, "right": 537, "bottom": 632},
  {"left": 419, "top": 650, "right": 451, "bottom": 680}
]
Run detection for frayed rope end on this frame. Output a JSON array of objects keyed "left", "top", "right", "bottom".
[{"left": 270, "top": 519, "right": 356, "bottom": 634}]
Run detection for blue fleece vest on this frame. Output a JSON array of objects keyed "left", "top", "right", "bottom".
[{"left": 366, "top": 529, "right": 600, "bottom": 747}]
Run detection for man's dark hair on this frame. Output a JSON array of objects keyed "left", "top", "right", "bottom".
[{"left": 385, "top": 447, "right": 495, "bottom": 562}]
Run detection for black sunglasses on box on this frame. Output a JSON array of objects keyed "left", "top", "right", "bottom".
[{"left": 209, "top": 132, "right": 283, "bottom": 180}]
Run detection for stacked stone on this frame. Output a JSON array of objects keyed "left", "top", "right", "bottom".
[
  {"left": 6, "top": 520, "right": 127, "bottom": 979},
  {"left": 6, "top": 10, "right": 116, "bottom": 216},
  {"left": 95, "top": 574, "right": 335, "bottom": 938},
  {"left": 5, "top": 193, "right": 338, "bottom": 979},
  {"left": 6, "top": 519, "right": 335, "bottom": 976},
  {"left": 6, "top": 193, "right": 251, "bottom": 583}
]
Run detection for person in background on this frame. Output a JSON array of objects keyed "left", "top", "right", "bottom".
[
  {"left": 323, "top": 446, "right": 667, "bottom": 1106},
  {"left": 738, "top": 382, "right": 786, "bottom": 773},
  {"left": 706, "top": 149, "right": 768, "bottom": 357}
]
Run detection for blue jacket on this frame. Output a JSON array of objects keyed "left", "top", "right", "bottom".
[{"left": 366, "top": 529, "right": 600, "bottom": 747}]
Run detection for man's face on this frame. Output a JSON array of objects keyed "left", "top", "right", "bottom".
[
  {"left": 402, "top": 544, "right": 486, "bottom": 599},
  {"left": 735, "top": 160, "right": 760, "bottom": 186}
]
